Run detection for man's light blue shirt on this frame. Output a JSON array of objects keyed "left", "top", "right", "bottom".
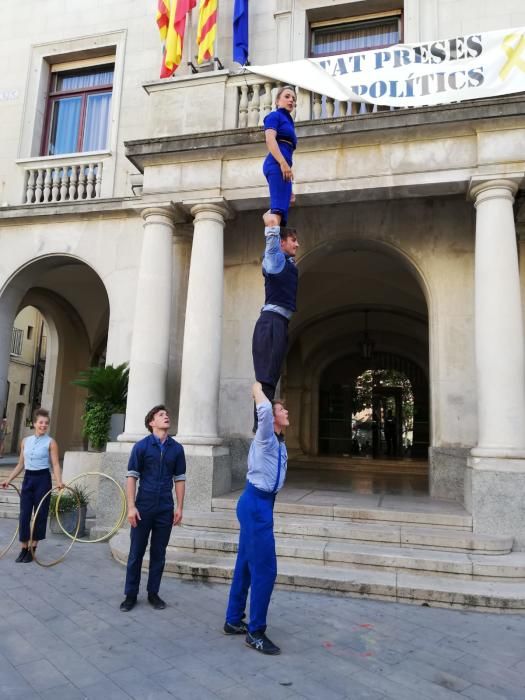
[{"left": 247, "top": 399, "right": 287, "bottom": 493}]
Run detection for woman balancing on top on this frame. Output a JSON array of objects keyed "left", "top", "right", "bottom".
[
  {"left": 1, "top": 408, "right": 63, "bottom": 563},
  {"left": 262, "top": 85, "right": 297, "bottom": 228}
]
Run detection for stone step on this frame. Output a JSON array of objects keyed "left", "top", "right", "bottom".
[
  {"left": 0, "top": 504, "right": 19, "bottom": 519},
  {"left": 212, "top": 496, "right": 472, "bottom": 529},
  {"left": 168, "top": 527, "right": 525, "bottom": 578},
  {"left": 183, "top": 511, "right": 511, "bottom": 554},
  {"left": 109, "top": 530, "right": 525, "bottom": 611}
]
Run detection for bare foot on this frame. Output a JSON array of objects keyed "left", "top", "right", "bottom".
[{"left": 263, "top": 210, "right": 281, "bottom": 227}]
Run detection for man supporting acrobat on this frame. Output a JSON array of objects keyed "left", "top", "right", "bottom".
[
  {"left": 224, "top": 381, "right": 290, "bottom": 654},
  {"left": 252, "top": 212, "right": 299, "bottom": 430}
]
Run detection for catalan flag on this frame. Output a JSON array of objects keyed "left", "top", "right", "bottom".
[
  {"left": 157, "top": 0, "right": 196, "bottom": 78},
  {"left": 197, "top": 0, "right": 218, "bottom": 64}
]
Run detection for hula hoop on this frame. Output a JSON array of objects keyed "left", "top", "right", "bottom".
[
  {"left": 55, "top": 471, "right": 126, "bottom": 544},
  {"left": 0, "top": 483, "right": 21, "bottom": 559},
  {"left": 31, "top": 484, "right": 81, "bottom": 568}
]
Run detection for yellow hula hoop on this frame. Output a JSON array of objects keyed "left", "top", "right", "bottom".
[
  {"left": 56, "top": 471, "right": 127, "bottom": 544},
  {"left": 0, "top": 483, "right": 21, "bottom": 559},
  {"left": 31, "top": 484, "right": 81, "bottom": 568}
]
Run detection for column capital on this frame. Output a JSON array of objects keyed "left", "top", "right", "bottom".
[
  {"left": 183, "top": 197, "right": 234, "bottom": 222},
  {"left": 141, "top": 205, "right": 176, "bottom": 226},
  {"left": 468, "top": 176, "right": 522, "bottom": 206}
]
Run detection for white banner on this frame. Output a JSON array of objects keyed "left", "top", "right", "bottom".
[{"left": 248, "top": 27, "right": 525, "bottom": 107}]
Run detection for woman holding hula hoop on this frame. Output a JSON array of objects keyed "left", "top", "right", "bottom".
[
  {"left": 1, "top": 408, "right": 63, "bottom": 563},
  {"left": 262, "top": 85, "right": 297, "bottom": 228}
]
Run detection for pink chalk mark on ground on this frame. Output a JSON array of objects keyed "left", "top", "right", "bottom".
[
  {"left": 359, "top": 623, "right": 374, "bottom": 628},
  {"left": 322, "top": 641, "right": 334, "bottom": 649}
]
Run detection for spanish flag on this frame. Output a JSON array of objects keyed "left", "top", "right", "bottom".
[
  {"left": 157, "top": 0, "right": 196, "bottom": 78},
  {"left": 196, "top": 0, "right": 218, "bottom": 64}
]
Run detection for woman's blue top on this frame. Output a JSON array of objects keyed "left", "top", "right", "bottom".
[
  {"left": 24, "top": 434, "right": 52, "bottom": 471},
  {"left": 263, "top": 107, "right": 297, "bottom": 167}
]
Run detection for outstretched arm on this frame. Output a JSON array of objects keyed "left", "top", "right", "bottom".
[
  {"left": 262, "top": 224, "right": 285, "bottom": 275},
  {"left": 253, "top": 382, "right": 274, "bottom": 443}
]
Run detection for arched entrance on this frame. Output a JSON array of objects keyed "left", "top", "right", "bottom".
[
  {"left": 284, "top": 240, "right": 430, "bottom": 492},
  {"left": 319, "top": 354, "right": 429, "bottom": 459},
  {"left": 0, "top": 256, "right": 110, "bottom": 454}
]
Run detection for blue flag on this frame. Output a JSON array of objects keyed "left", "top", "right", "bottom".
[{"left": 233, "top": 0, "right": 249, "bottom": 65}]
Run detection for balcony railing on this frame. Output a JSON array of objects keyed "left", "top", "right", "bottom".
[
  {"left": 17, "top": 152, "right": 112, "bottom": 205},
  {"left": 228, "top": 73, "right": 392, "bottom": 129},
  {"left": 10, "top": 328, "right": 23, "bottom": 356}
]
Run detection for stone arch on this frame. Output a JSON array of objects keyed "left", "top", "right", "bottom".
[
  {"left": 0, "top": 255, "right": 110, "bottom": 453},
  {"left": 284, "top": 237, "right": 431, "bottom": 469}
]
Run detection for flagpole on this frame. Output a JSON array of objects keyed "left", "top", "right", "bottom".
[{"left": 186, "top": 2, "right": 194, "bottom": 70}]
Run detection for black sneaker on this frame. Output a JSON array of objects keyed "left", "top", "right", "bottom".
[
  {"left": 120, "top": 595, "right": 137, "bottom": 612},
  {"left": 147, "top": 593, "right": 166, "bottom": 610},
  {"left": 223, "top": 620, "right": 248, "bottom": 635},
  {"left": 22, "top": 549, "right": 33, "bottom": 563},
  {"left": 15, "top": 548, "right": 28, "bottom": 563},
  {"left": 245, "top": 630, "right": 281, "bottom": 655}
]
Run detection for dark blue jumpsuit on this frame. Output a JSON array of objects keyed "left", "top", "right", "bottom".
[
  {"left": 263, "top": 107, "right": 297, "bottom": 227},
  {"left": 124, "top": 434, "right": 186, "bottom": 597}
]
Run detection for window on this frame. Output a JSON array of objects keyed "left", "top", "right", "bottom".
[
  {"left": 43, "top": 64, "right": 114, "bottom": 156},
  {"left": 310, "top": 12, "right": 401, "bottom": 57},
  {"left": 10, "top": 328, "right": 23, "bottom": 356},
  {"left": 27, "top": 326, "right": 34, "bottom": 340},
  {"left": 19, "top": 384, "right": 26, "bottom": 396}
]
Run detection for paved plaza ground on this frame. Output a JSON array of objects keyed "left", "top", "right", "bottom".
[{"left": 0, "top": 520, "right": 525, "bottom": 700}]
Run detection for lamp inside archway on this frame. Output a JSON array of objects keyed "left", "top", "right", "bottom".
[{"left": 360, "top": 310, "right": 375, "bottom": 360}]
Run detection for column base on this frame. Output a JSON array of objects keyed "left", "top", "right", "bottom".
[
  {"left": 466, "top": 455, "right": 525, "bottom": 550},
  {"left": 182, "top": 444, "right": 231, "bottom": 512},
  {"left": 429, "top": 446, "right": 470, "bottom": 502},
  {"left": 117, "top": 432, "right": 147, "bottom": 444},
  {"left": 93, "top": 444, "right": 134, "bottom": 536}
]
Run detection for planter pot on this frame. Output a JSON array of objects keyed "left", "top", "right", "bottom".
[
  {"left": 49, "top": 506, "right": 87, "bottom": 538},
  {"left": 109, "top": 413, "right": 125, "bottom": 442}
]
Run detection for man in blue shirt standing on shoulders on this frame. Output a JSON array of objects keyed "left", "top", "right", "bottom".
[
  {"left": 224, "top": 381, "right": 289, "bottom": 655},
  {"left": 252, "top": 212, "right": 299, "bottom": 430},
  {"left": 120, "top": 405, "right": 186, "bottom": 612}
]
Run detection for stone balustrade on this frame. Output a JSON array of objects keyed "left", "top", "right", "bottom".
[
  {"left": 230, "top": 73, "right": 392, "bottom": 128},
  {"left": 20, "top": 156, "right": 108, "bottom": 205}
]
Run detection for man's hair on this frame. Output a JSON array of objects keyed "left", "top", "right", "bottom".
[
  {"left": 280, "top": 227, "right": 297, "bottom": 242},
  {"left": 33, "top": 408, "right": 49, "bottom": 422},
  {"left": 271, "top": 399, "right": 286, "bottom": 415},
  {"left": 144, "top": 405, "right": 168, "bottom": 432}
]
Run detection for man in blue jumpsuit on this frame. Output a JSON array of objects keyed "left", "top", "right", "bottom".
[
  {"left": 120, "top": 405, "right": 186, "bottom": 612},
  {"left": 252, "top": 214, "right": 299, "bottom": 430},
  {"left": 224, "top": 381, "right": 289, "bottom": 655}
]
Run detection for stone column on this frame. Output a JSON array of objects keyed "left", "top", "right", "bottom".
[
  {"left": 466, "top": 177, "right": 525, "bottom": 548},
  {"left": 119, "top": 207, "right": 174, "bottom": 441},
  {"left": 97, "top": 207, "right": 175, "bottom": 536},
  {"left": 177, "top": 200, "right": 232, "bottom": 510}
]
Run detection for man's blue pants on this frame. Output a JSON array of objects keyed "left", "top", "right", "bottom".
[
  {"left": 124, "top": 496, "right": 173, "bottom": 596},
  {"left": 225, "top": 482, "right": 277, "bottom": 633}
]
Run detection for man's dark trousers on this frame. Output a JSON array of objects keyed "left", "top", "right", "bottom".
[
  {"left": 124, "top": 493, "right": 173, "bottom": 596},
  {"left": 252, "top": 310, "right": 289, "bottom": 402}
]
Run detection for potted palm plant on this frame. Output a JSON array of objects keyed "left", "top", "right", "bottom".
[
  {"left": 72, "top": 363, "right": 129, "bottom": 450},
  {"left": 49, "top": 484, "right": 91, "bottom": 537}
]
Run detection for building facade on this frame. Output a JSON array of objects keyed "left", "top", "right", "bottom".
[{"left": 1, "top": 1, "right": 525, "bottom": 545}]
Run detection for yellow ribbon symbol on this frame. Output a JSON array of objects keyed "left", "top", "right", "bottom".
[{"left": 500, "top": 33, "right": 525, "bottom": 81}]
